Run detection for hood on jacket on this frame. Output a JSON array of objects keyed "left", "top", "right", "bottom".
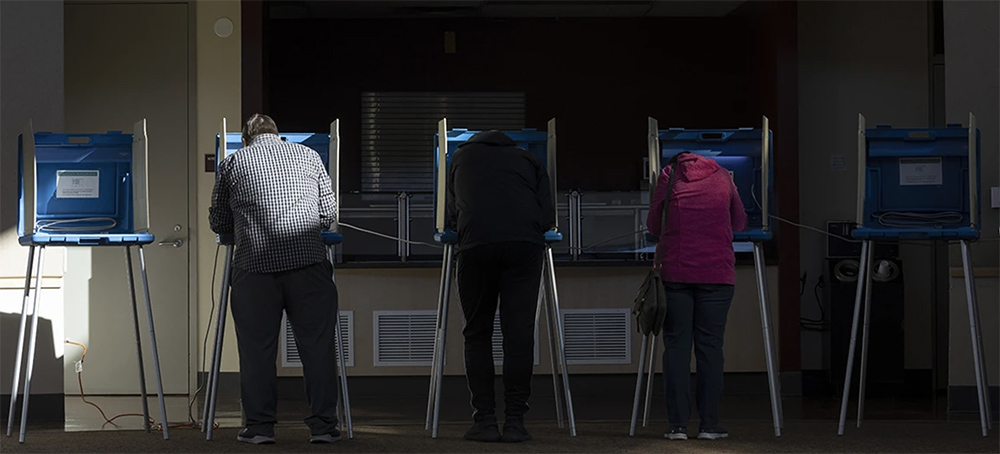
[
  {"left": 670, "top": 152, "right": 724, "bottom": 182},
  {"left": 459, "top": 130, "right": 516, "bottom": 148}
]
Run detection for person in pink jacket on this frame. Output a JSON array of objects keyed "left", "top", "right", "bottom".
[{"left": 646, "top": 151, "right": 748, "bottom": 441}]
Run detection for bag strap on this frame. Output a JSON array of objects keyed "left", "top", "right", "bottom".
[{"left": 652, "top": 164, "right": 677, "bottom": 270}]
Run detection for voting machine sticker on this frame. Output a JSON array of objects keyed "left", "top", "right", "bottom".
[
  {"left": 56, "top": 170, "right": 100, "bottom": 198},
  {"left": 899, "top": 158, "right": 942, "bottom": 186}
]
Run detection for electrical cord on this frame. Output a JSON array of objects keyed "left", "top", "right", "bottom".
[
  {"left": 35, "top": 217, "right": 118, "bottom": 233},
  {"left": 64, "top": 340, "right": 153, "bottom": 428},
  {"left": 338, "top": 222, "right": 443, "bottom": 248}
]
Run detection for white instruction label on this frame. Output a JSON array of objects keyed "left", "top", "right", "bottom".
[
  {"left": 899, "top": 158, "right": 942, "bottom": 186},
  {"left": 56, "top": 170, "right": 100, "bottom": 198}
]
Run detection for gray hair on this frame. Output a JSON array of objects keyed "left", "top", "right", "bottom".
[{"left": 242, "top": 113, "right": 279, "bottom": 144}]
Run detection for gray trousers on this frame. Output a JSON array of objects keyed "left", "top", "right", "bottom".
[
  {"left": 230, "top": 260, "right": 340, "bottom": 437},
  {"left": 661, "top": 282, "right": 734, "bottom": 429}
]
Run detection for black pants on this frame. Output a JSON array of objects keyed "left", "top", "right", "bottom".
[
  {"left": 457, "top": 241, "right": 544, "bottom": 422},
  {"left": 230, "top": 260, "right": 340, "bottom": 437},
  {"left": 661, "top": 282, "right": 734, "bottom": 429}
]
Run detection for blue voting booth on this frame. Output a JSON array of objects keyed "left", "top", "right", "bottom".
[
  {"left": 426, "top": 118, "right": 575, "bottom": 439},
  {"left": 432, "top": 122, "right": 562, "bottom": 245},
  {"left": 202, "top": 118, "right": 352, "bottom": 441},
  {"left": 10, "top": 120, "right": 168, "bottom": 442},
  {"left": 632, "top": 116, "right": 782, "bottom": 438},
  {"left": 838, "top": 113, "right": 991, "bottom": 437}
]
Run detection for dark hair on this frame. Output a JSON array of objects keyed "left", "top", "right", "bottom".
[
  {"left": 668, "top": 151, "right": 691, "bottom": 166},
  {"left": 242, "top": 113, "right": 279, "bottom": 144}
]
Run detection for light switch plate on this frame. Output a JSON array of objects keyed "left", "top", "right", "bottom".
[{"left": 991, "top": 187, "right": 999, "bottom": 208}]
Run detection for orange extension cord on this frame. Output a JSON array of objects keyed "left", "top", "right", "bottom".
[{"left": 64, "top": 340, "right": 216, "bottom": 431}]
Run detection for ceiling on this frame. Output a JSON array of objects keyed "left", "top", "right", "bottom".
[{"left": 268, "top": 0, "right": 749, "bottom": 19}]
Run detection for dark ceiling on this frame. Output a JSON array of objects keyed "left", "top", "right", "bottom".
[{"left": 268, "top": 0, "right": 748, "bottom": 19}]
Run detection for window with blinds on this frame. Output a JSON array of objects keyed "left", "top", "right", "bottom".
[{"left": 361, "top": 92, "right": 526, "bottom": 193}]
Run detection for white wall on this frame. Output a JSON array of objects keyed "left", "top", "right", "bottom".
[
  {"left": 798, "top": 0, "right": 934, "bottom": 370},
  {"left": 0, "top": 0, "right": 66, "bottom": 396}
]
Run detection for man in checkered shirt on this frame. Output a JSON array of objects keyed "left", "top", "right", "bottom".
[{"left": 209, "top": 114, "right": 340, "bottom": 444}]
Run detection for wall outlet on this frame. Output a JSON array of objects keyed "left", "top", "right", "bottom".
[{"left": 991, "top": 187, "right": 999, "bottom": 209}]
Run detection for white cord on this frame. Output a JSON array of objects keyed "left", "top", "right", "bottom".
[
  {"left": 338, "top": 222, "right": 443, "bottom": 248},
  {"left": 874, "top": 211, "right": 965, "bottom": 229},
  {"left": 35, "top": 217, "right": 118, "bottom": 233}
]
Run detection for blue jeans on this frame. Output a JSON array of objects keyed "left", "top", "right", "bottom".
[{"left": 661, "top": 282, "right": 734, "bottom": 429}]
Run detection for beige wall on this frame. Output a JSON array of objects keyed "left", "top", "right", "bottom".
[
  {"left": 193, "top": 0, "right": 241, "bottom": 373},
  {"left": 277, "top": 265, "right": 780, "bottom": 377}
]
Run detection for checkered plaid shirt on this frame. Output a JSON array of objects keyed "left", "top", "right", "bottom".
[{"left": 209, "top": 134, "right": 336, "bottom": 274}]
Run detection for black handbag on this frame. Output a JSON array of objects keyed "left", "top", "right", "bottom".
[{"left": 632, "top": 165, "right": 676, "bottom": 336}]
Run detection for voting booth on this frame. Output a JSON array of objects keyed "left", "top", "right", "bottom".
[
  {"left": 425, "top": 118, "right": 576, "bottom": 438},
  {"left": 8, "top": 120, "right": 169, "bottom": 442}
]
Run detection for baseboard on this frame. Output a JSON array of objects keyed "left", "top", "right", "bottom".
[
  {"left": 948, "top": 385, "right": 1000, "bottom": 415},
  {"left": 0, "top": 393, "right": 65, "bottom": 424},
  {"left": 802, "top": 369, "right": 934, "bottom": 398}
]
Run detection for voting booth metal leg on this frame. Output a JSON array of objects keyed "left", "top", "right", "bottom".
[
  {"left": 425, "top": 246, "right": 449, "bottom": 431},
  {"left": 961, "top": 240, "right": 991, "bottom": 436},
  {"left": 328, "top": 246, "right": 354, "bottom": 439},
  {"left": 641, "top": 336, "right": 658, "bottom": 428},
  {"left": 428, "top": 244, "right": 454, "bottom": 439},
  {"left": 7, "top": 246, "right": 41, "bottom": 442},
  {"left": 6, "top": 245, "right": 36, "bottom": 439},
  {"left": 753, "top": 242, "right": 783, "bottom": 437},
  {"left": 16, "top": 246, "right": 45, "bottom": 443},
  {"left": 629, "top": 334, "right": 652, "bottom": 436},
  {"left": 540, "top": 264, "right": 566, "bottom": 429},
  {"left": 204, "top": 245, "right": 233, "bottom": 440},
  {"left": 137, "top": 246, "right": 170, "bottom": 440},
  {"left": 838, "top": 240, "right": 872, "bottom": 435},
  {"left": 544, "top": 246, "right": 577, "bottom": 436},
  {"left": 124, "top": 247, "right": 152, "bottom": 434}
]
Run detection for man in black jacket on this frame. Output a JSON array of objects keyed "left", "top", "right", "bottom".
[{"left": 446, "top": 130, "right": 555, "bottom": 443}]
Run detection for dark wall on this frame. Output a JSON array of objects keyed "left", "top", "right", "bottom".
[{"left": 265, "top": 15, "right": 764, "bottom": 193}]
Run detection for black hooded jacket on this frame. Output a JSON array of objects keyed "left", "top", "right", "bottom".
[{"left": 446, "top": 130, "right": 556, "bottom": 250}]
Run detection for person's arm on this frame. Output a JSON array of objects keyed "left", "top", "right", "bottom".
[
  {"left": 730, "top": 178, "right": 748, "bottom": 232},
  {"left": 537, "top": 162, "right": 556, "bottom": 231},
  {"left": 317, "top": 154, "right": 336, "bottom": 229},
  {"left": 646, "top": 166, "right": 671, "bottom": 238},
  {"left": 446, "top": 154, "right": 458, "bottom": 232},
  {"left": 209, "top": 159, "right": 234, "bottom": 235}
]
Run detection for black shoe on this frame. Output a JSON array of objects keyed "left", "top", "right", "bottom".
[
  {"left": 697, "top": 426, "right": 729, "bottom": 440},
  {"left": 664, "top": 426, "right": 687, "bottom": 440},
  {"left": 310, "top": 428, "right": 342, "bottom": 444},
  {"left": 501, "top": 418, "right": 532, "bottom": 443},
  {"left": 237, "top": 428, "right": 276, "bottom": 445},
  {"left": 464, "top": 417, "right": 501, "bottom": 442}
]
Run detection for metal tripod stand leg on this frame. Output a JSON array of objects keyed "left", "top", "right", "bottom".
[
  {"left": 838, "top": 240, "right": 871, "bottom": 435},
  {"left": 544, "top": 246, "right": 577, "bottom": 436},
  {"left": 960, "top": 240, "right": 991, "bottom": 436},
  {"left": 137, "top": 246, "right": 170, "bottom": 439},
  {"left": 642, "top": 334, "right": 657, "bottom": 428},
  {"left": 328, "top": 246, "right": 353, "bottom": 439},
  {"left": 10, "top": 246, "right": 43, "bottom": 443},
  {"left": 430, "top": 244, "right": 454, "bottom": 439},
  {"left": 124, "top": 247, "right": 152, "bottom": 434},
  {"left": 6, "top": 245, "right": 36, "bottom": 439},
  {"left": 753, "top": 242, "right": 783, "bottom": 437},
  {"left": 204, "top": 245, "right": 233, "bottom": 440},
  {"left": 541, "top": 262, "right": 566, "bottom": 429},
  {"left": 629, "top": 333, "right": 652, "bottom": 436}
]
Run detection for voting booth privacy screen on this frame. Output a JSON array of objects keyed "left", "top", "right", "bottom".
[
  {"left": 433, "top": 121, "right": 559, "bottom": 244},
  {"left": 18, "top": 122, "right": 152, "bottom": 245},
  {"left": 854, "top": 120, "right": 980, "bottom": 240},
  {"left": 656, "top": 127, "right": 774, "bottom": 242}
]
